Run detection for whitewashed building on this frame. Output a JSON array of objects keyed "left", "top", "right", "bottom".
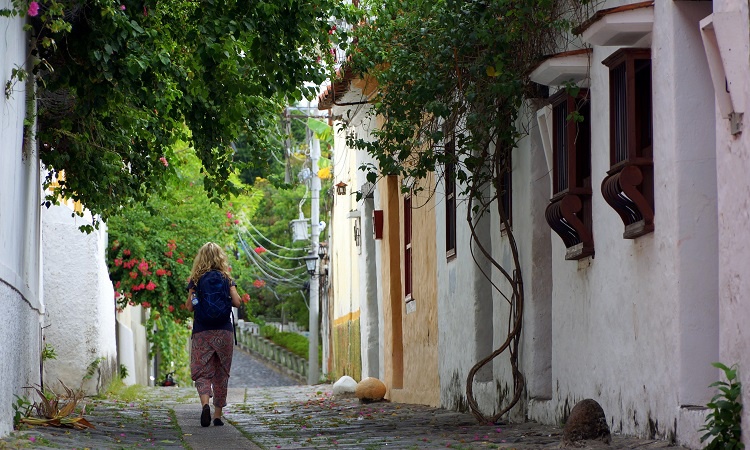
[
  {"left": 321, "top": 1, "right": 749, "bottom": 448},
  {"left": 0, "top": 2, "right": 45, "bottom": 436}
]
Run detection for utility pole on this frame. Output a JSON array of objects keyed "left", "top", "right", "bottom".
[{"left": 308, "top": 136, "right": 321, "bottom": 385}]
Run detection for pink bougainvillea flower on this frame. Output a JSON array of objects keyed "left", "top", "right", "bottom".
[
  {"left": 176, "top": 258, "right": 183, "bottom": 264},
  {"left": 159, "top": 156, "right": 168, "bottom": 167},
  {"left": 234, "top": 219, "right": 240, "bottom": 225},
  {"left": 241, "top": 293, "right": 250, "bottom": 304},
  {"left": 123, "top": 249, "right": 131, "bottom": 256},
  {"left": 119, "top": 4, "right": 126, "bottom": 10},
  {"left": 114, "top": 258, "right": 123, "bottom": 267},
  {"left": 145, "top": 281, "right": 156, "bottom": 291},
  {"left": 129, "top": 271, "right": 138, "bottom": 279},
  {"left": 156, "top": 269, "right": 166, "bottom": 276},
  {"left": 165, "top": 250, "right": 173, "bottom": 258},
  {"left": 115, "top": 281, "right": 121, "bottom": 289},
  {"left": 138, "top": 260, "right": 149, "bottom": 272},
  {"left": 226, "top": 211, "right": 233, "bottom": 219},
  {"left": 253, "top": 279, "right": 266, "bottom": 288},
  {"left": 168, "top": 305, "right": 175, "bottom": 312},
  {"left": 254, "top": 246, "right": 266, "bottom": 254},
  {"left": 114, "top": 291, "right": 121, "bottom": 299},
  {"left": 141, "top": 301, "right": 151, "bottom": 308},
  {"left": 27, "top": 1, "right": 39, "bottom": 16}
]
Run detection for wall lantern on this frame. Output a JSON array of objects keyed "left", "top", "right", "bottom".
[
  {"left": 302, "top": 253, "right": 318, "bottom": 276},
  {"left": 335, "top": 181, "right": 348, "bottom": 196}
]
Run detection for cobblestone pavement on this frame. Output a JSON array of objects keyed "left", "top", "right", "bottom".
[
  {"left": 1, "top": 348, "right": 689, "bottom": 449},
  {"left": 230, "top": 347, "right": 301, "bottom": 388}
]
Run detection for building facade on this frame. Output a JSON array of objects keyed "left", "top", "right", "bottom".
[{"left": 321, "top": 1, "right": 747, "bottom": 448}]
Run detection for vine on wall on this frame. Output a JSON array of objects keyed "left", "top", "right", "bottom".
[{"left": 347, "top": 0, "right": 596, "bottom": 422}]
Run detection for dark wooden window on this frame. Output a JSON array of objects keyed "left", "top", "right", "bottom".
[
  {"left": 601, "top": 48, "right": 654, "bottom": 239},
  {"left": 445, "top": 140, "right": 456, "bottom": 258},
  {"left": 404, "top": 194, "right": 412, "bottom": 301},
  {"left": 545, "top": 89, "right": 594, "bottom": 259}
]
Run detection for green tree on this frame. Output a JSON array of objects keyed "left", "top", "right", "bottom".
[{"left": 2, "top": 0, "right": 354, "bottom": 228}]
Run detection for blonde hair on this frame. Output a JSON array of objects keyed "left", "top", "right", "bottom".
[{"left": 189, "top": 242, "right": 232, "bottom": 285}]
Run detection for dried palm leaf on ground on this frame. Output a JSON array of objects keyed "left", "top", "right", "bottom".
[{"left": 20, "top": 381, "right": 95, "bottom": 430}]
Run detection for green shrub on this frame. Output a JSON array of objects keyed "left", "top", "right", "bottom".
[{"left": 701, "top": 362, "right": 743, "bottom": 449}]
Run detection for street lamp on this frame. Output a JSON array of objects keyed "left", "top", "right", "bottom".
[{"left": 302, "top": 253, "right": 318, "bottom": 276}]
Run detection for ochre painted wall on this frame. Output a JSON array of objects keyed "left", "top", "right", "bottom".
[
  {"left": 331, "top": 312, "right": 362, "bottom": 381},
  {"left": 380, "top": 175, "right": 440, "bottom": 406}
]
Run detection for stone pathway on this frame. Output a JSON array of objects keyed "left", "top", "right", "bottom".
[{"left": 0, "top": 348, "right": 689, "bottom": 449}]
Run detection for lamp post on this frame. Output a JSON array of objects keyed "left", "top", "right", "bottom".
[{"left": 307, "top": 136, "right": 321, "bottom": 385}]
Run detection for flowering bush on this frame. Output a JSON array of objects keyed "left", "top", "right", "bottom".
[{"left": 108, "top": 239, "right": 192, "bottom": 322}]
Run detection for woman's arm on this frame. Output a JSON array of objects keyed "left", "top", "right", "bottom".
[
  {"left": 186, "top": 288, "right": 195, "bottom": 312},
  {"left": 229, "top": 286, "right": 241, "bottom": 308}
]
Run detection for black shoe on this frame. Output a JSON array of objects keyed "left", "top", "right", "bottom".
[
  {"left": 200, "top": 405, "right": 211, "bottom": 427},
  {"left": 213, "top": 418, "right": 224, "bottom": 426}
]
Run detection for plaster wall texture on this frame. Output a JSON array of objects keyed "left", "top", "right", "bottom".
[
  {"left": 350, "top": 109, "right": 382, "bottom": 380},
  {"left": 116, "top": 305, "right": 151, "bottom": 385},
  {"left": 0, "top": 5, "right": 43, "bottom": 437},
  {"left": 0, "top": 286, "right": 41, "bottom": 437},
  {"left": 42, "top": 204, "right": 117, "bottom": 395},
  {"left": 330, "top": 124, "right": 361, "bottom": 321},
  {"left": 711, "top": 1, "right": 750, "bottom": 447},
  {"left": 0, "top": 4, "right": 42, "bottom": 312},
  {"left": 432, "top": 0, "right": 722, "bottom": 444},
  {"left": 516, "top": 1, "right": 719, "bottom": 446},
  {"left": 390, "top": 176, "right": 440, "bottom": 407},
  {"left": 329, "top": 103, "right": 383, "bottom": 380}
]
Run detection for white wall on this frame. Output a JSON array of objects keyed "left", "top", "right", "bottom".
[
  {"left": 432, "top": 1, "right": 720, "bottom": 446},
  {"left": 42, "top": 205, "right": 118, "bottom": 395},
  {"left": 521, "top": 3, "right": 718, "bottom": 445},
  {"left": 712, "top": 0, "right": 750, "bottom": 447},
  {"left": 0, "top": 3, "right": 43, "bottom": 436}
]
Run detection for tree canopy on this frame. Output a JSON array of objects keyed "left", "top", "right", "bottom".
[{"left": 2, "top": 0, "right": 353, "bottom": 228}]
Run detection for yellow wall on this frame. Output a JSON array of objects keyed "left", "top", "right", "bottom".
[
  {"left": 380, "top": 175, "right": 440, "bottom": 406},
  {"left": 331, "top": 312, "right": 362, "bottom": 381}
]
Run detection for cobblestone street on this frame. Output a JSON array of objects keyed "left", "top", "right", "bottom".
[{"left": 0, "top": 348, "right": 688, "bottom": 449}]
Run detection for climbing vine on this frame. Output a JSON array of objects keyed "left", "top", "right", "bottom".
[
  {"left": 347, "top": 0, "right": 596, "bottom": 422},
  {"left": 1, "top": 0, "right": 355, "bottom": 229}
]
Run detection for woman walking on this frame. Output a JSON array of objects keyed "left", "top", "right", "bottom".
[{"left": 185, "top": 242, "right": 241, "bottom": 427}]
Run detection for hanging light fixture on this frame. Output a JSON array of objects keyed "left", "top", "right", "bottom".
[
  {"left": 335, "top": 181, "right": 348, "bottom": 196},
  {"left": 302, "top": 253, "right": 318, "bottom": 276}
]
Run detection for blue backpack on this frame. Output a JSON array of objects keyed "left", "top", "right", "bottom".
[{"left": 194, "top": 270, "right": 232, "bottom": 327}]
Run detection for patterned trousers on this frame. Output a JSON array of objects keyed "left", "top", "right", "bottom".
[{"left": 190, "top": 329, "right": 234, "bottom": 407}]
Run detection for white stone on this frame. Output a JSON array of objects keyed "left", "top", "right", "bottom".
[{"left": 332, "top": 375, "right": 357, "bottom": 396}]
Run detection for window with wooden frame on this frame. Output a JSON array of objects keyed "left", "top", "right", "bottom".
[
  {"left": 601, "top": 48, "right": 654, "bottom": 239},
  {"left": 544, "top": 89, "right": 594, "bottom": 260},
  {"left": 445, "top": 140, "right": 457, "bottom": 259},
  {"left": 404, "top": 194, "right": 413, "bottom": 302}
]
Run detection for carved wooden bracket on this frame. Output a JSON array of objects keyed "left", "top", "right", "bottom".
[
  {"left": 545, "top": 191, "right": 594, "bottom": 260},
  {"left": 601, "top": 164, "right": 654, "bottom": 239}
]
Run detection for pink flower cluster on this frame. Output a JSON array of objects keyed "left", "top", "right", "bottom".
[{"left": 27, "top": 1, "right": 39, "bottom": 17}]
